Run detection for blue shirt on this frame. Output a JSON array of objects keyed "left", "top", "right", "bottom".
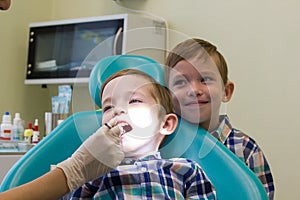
[{"left": 70, "top": 152, "right": 216, "bottom": 199}]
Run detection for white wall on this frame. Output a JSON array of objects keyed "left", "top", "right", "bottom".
[{"left": 2, "top": 0, "right": 300, "bottom": 198}]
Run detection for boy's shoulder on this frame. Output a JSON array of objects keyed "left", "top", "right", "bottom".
[
  {"left": 167, "top": 157, "right": 203, "bottom": 171},
  {"left": 168, "top": 157, "right": 195, "bottom": 163},
  {"left": 161, "top": 158, "right": 210, "bottom": 179},
  {"left": 218, "top": 115, "right": 259, "bottom": 145}
]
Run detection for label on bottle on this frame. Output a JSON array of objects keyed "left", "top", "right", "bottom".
[{"left": 0, "top": 129, "right": 11, "bottom": 140}]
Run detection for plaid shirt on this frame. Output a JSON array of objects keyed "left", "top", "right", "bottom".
[
  {"left": 212, "top": 115, "right": 275, "bottom": 200},
  {"left": 70, "top": 153, "right": 216, "bottom": 200}
]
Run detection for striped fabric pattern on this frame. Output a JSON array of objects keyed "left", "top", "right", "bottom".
[
  {"left": 70, "top": 153, "right": 216, "bottom": 200},
  {"left": 212, "top": 115, "right": 275, "bottom": 200}
]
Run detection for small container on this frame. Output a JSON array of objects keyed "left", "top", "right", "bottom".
[
  {"left": 24, "top": 122, "right": 33, "bottom": 144},
  {"left": 32, "top": 119, "right": 39, "bottom": 144},
  {"left": 0, "top": 112, "right": 12, "bottom": 140},
  {"left": 18, "top": 142, "right": 33, "bottom": 152},
  {"left": 11, "top": 113, "right": 24, "bottom": 141},
  {"left": 44, "top": 112, "right": 52, "bottom": 136}
]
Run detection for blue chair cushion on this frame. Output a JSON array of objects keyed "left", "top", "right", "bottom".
[{"left": 89, "top": 55, "right": 164, "bottom": 108}]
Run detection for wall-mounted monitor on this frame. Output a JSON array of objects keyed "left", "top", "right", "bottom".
[{"left": 25, "top": 14, "right": 166, "bottom": 85}]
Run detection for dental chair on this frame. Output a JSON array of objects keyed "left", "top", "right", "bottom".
[{"left": 0, "top": 55, "right": 267, "bottom": 200}]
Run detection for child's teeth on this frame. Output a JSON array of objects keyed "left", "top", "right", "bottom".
[{"left": 121, "top": 126, "right": 126, "bottom": 134}]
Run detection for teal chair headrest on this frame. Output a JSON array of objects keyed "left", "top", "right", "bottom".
[{"left": 89, "top": 55, "right": 164, "bottom": 108}]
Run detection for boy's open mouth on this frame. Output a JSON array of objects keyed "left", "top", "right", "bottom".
[{"left": 118, "top": 122, "right": 133, "bottom": 135}]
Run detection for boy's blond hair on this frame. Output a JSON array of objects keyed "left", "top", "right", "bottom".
[
  {"left": 100, "top": 68, "right": 174, "bottom": 115},
  {"left": 165, "top": 38, "right": 229, "bottom": 86}
]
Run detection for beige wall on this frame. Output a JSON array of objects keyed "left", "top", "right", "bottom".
[
  {"left": 0, "top": 0, "right": 55, "bottom": 133},
  {"left": 1, "top": 0, "right": 300, "bottom": 198}
]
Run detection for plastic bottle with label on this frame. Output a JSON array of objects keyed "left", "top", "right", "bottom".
[
  {"left": 32, "top": 119, "right": 40, "bottom": 144},
  {"left": 0, "top": 112, "right": 12, "bottom": 140},
  {"left": 24, "top": 122, "right": 33, "bottom": 144},
  {"left": 11, "top": 113, "right": 24, "bottom": 141}
]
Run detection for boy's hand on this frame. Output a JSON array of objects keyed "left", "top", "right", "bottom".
[{"left": 57, "top": 123, "right": 124, "bottom": 191}]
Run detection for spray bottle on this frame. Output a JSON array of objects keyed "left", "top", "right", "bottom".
[{"left": 32, "top": 119, "right": 40, "bottom": 144}]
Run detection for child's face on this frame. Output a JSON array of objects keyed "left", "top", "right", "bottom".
[
  {"left": 168, "top": 58, "right": 226, "bottom": 131},
  {"left": 101, "top": 74, "right": 165, "bottom": 159}
]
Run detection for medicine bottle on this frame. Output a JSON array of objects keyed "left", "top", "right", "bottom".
[
  {"left": 32, "top": 119, "right": 39, "bottom": 144},
  {"left": 0, "top": 112, "right": 12, "bottom": 140},
  {"left": 11, "top": 113, "right": 24, "bottom": 141},
  {"left": 24, "top": 122, "right": 33, "bottom": 144}
]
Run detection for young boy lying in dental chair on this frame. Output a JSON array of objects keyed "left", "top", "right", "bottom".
[{"left": 0, "top": 69, "right": 216, "bottom": 200}]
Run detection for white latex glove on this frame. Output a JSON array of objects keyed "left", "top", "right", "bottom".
[{"left": 57, "top": 122, "right": 124, "bottom": 191}]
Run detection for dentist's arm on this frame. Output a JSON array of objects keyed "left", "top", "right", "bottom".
[
  {"left": 0, "top": 124, "right": 124, "bottom": 200},
  {"left": 0, "top": 167, "right": 68, "bottom": 200}
]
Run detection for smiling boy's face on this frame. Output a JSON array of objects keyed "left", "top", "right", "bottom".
[
  {"left": 101, "top": 74, "right": 165, "bottom": 159},
  {"left": 0, "top": 0, "right": 11, "bottom": 10},
  {"left": 168, "top": 57, "right": 228, "bottom": 131}
]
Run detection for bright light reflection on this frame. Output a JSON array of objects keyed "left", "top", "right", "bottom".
[{"left": 128, "top": 106, "right": 153, "bottom": 128}]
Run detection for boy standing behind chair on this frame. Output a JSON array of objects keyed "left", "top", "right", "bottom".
[
  {"left": 70, "top": 69, "right": 216, "bottom": 199},
  {"left": 164, "top": 38, "right": 274, "bottom": 199}
]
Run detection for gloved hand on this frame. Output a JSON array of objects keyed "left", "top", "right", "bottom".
[{"left": 56, "top": 121, "right": 124, "bottom": 191}]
